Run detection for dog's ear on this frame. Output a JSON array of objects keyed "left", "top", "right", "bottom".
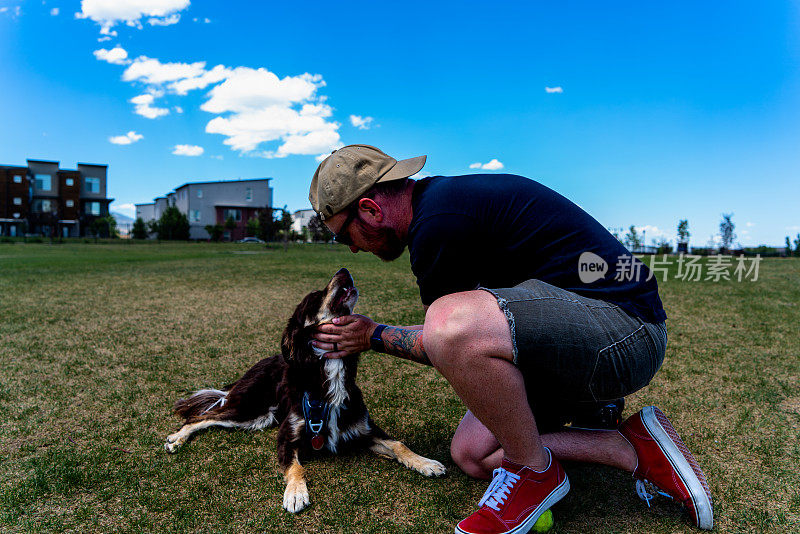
[{"left": 281, "top": 290, "right": 322, "bottom": 361}]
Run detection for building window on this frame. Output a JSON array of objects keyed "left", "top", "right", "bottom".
[
  {"left": 33, "top": 199, "right": 52, "bottom": 213},
  {"left": 197, "top": 189, "right": 203, "bottom": 198},
  {"left": 35, "top": 174, "right": 51, "bottom": 190},
  {"left": 13, "top": 175, "right": 22, "bottom": 183},
  {"left": 190, "top": 210, "right": 201, "bottom": 222},
  {"left": 66, "top": 200, "right": 74, "bottom": 208},
  {"left": 85, "top": 177, "right": 100, "bottom": 194},
  {"left": 13, "top": 197, "right": 21, "bottom": 205},
  {"left": 246, "top": 188, "right": 252, "bottom": 201},
  {"left": 12, "top": 213, "right": 20, "bottom": 219},
  {"left": 223, "top": 208, "right": 241, "bottom": 222},
  {"left": 86, "top": 202, "right": 101, "bottom": 216},
  {"left": 66, "top": 178, "right": 74, "bottom": 187}
]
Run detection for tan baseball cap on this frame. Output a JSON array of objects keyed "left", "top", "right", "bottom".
[{"left": 309, "top": 144, "right": 426, "bottom": 219}]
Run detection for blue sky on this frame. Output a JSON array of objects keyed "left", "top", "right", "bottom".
[{"left": 1, "top": 1, "right": 798, "bottom": 246}]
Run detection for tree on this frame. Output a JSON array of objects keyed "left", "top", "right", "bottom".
[
  {"left": 224, "top": 216, "right": 237, "bottom": 240},
  {"left": 719, "top": 213, "right": 736, "bottom": 253},
  {"left": 90, "top": 215, "right": 118, "bottom": 238},
  {"left": 132, "top": 217, "right": 148, "bottom": 239},
  {"left": 152, "top": 206, "right": 190, "bottom": 240},
  {"left": 278, "top": 209, "right": 293, "bottom": 239},
  {"left": 677, "top": 219, "right": 690, "bottom": 244},
  {"left": 246, "top": 216, "right": 260, "bottom": 237},
  {"left": 624, "top": 225, "right": 642, "bottom": 251},
  {"left": 794, "top": 233, "right": 800, "bottom": 257},
  {"left": 257, "top": 208, "right": 278, "bottom": 242},
  {"left": 205, "top": 224, "right": 223, "bottom": 242},
  {"left": 308, "top": 213, "right": 332, "bottom": 242},
  {"left": 654, "top": 238, "right": 673, "bottom": 255}
]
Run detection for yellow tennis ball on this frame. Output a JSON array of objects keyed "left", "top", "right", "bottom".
[{"left": 532, "top": 508, "right": 554, "bottom": 532}]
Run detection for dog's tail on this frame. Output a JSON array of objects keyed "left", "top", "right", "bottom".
[{"left": 174, "top": 389, "right": 228, "bottom": 419}]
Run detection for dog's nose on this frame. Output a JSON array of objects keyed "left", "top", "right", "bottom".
[{"left": 335, "top": 268, "right": 353, "bottom": 285}]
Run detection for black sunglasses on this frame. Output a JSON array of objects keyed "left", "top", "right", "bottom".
[{"left": 333, "top": 209, "right": 359, "bottom": 246}]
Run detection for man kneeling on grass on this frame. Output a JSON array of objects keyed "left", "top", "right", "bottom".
[{"left": 309, "top": 145, "right": 713, "bottom": 533}]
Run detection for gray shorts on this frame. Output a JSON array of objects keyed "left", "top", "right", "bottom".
[{"left": 482, "top": 279, "right": 666, "bottom": 431}]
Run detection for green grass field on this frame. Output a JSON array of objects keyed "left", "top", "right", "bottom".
[{"left": 0, "top": 242, "right": 798, "bottom": 533}]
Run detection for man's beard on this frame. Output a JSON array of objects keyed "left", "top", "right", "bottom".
[
  {"left": 374, "top": 227, "right": 406, "bottom": 261},
  {"left": 357, "top": 221, "right": 406, "bottom": 261}
]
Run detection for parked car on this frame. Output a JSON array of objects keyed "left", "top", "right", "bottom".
[{"left": 237, "top": 237, "right": 265, "bottom": 244}]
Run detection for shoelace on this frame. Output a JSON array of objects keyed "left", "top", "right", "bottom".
[
  {"left": 635, "top": 479, "right": 674, "bottom": 508},
  {"left": 478, "top": 468, "right": 521, "bottom": 512}
]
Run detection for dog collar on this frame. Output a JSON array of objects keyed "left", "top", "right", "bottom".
[{"left": 302, "top": 392, "right": 331, "bottom": 450}]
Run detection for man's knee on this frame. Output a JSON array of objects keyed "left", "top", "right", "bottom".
[
  {"left": 423, "top": 291, "right": 513, "bottom": 367},
  {"left": 450, "top": 437, "right": 492, "bottom": 480},
  {"left": 423, "top": 294, "right": 475, "bottom": 366}
]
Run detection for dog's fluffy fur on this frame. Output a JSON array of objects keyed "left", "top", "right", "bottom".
[{"left": 165, "top": 268, "right": 445, "bottom": 513}]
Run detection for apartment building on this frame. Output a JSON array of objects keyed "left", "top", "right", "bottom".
[
  {"left": 0, "top": 159, "right": 112, "bottom": 237},
  {"left": 291, "top": 208, "right": 316, "bottom": 236},
  {"left": 136, "top": 178, "right": 273, "bottom": 240}
]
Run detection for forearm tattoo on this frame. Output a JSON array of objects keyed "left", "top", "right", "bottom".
[{"left": 382, "top": 327, "right": 431, "bottom": 366}]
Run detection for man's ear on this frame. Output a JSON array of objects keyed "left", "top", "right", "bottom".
[{"left": 357, "top": 198, "right": 382, "bottom": 222}]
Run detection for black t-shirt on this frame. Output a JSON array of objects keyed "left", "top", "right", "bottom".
[{"left": 408, "top": 174, "right": 667, "bottom": 323}]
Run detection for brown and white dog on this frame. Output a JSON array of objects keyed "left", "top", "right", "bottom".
[{"left": 165, "top": 268, "right": 445, "bottom": 513}]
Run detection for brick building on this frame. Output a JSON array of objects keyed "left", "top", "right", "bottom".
[{"left": 0, "top": 159, "right": 113, "bottom": 237}]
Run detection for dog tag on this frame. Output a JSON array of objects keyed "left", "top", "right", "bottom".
[{"left": 311, "top": 435, "right": 324, "bottom": 450}]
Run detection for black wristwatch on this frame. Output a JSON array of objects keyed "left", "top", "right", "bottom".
[{"left": 370, "top": 324, "right": 388, "bottom": 353}]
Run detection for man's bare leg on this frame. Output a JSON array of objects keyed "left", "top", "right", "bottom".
[
  {"left": 423, "top": 290, "right": 636, "bottom": 474},
  {"left": 451, "top": 410, "right": 637, "bottom": 480},
  {"left": 424, "top": 290, "right": 550, "bottom": 469}
]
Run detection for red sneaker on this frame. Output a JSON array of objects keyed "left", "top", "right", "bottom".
[
  {"left": 619, "top": 406, "right": 714, "bottom": 530},
  {"left": 455, "top": 448, "right": 569, "bottom": 534}
]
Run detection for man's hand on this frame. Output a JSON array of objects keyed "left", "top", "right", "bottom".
[{"left": 312, "top": 314, "right": 377, "bottom": 359}]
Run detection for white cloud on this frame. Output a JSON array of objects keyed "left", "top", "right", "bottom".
[
  {"left": 97, "top": 36, "right": 112, "bottom": 42},
  {"left": 147, "top": 13, "right": 180, "bottom": 26},
  {"left": 93, "top": 46, "right": 131, "bottom": 65},
  {"left": 168, "top": 64, "right": 230, "bottom": 95},
  {"left": 545, "top": 86, "right": 563, "bottom": 93},
  {"left": 97, "top": 51, "right": 341, "bottom": 158},
  {"left": 635, "top": 225, "right": 671, "bottom": 242},
  {"left": 469, "top": 159, "right": 504, "bottom": 170},
  {"left": 123, "top": 56, "right": 205, "bottom": 85},
  {"left": 115, "top": 203, "right": 137, "bottom": 217},
  {"left": 349, "top": 115, "right": 374, "bottom": 130},
  {"left": 746, "top": 221, "right": 755, "bottom": 227},
  {"left": 130, "top": 93, "right": 169, "bottom": 118},
  {"left": 76, "top": 0, "right": 190, "bottom": 34},
  {"left": 201, "top": 68, "right": 340, "bottom": 156},
  {"left": 109, "top": 130, "right": 143, "bottom": 145},
  {"left": 203, "top": 17, "right": 210, "bottom": 23},
  {"left": 210, "top": 154, "right": 223, "bottom": 160},
  {"left": 172, "top": 144, "right": 204, "bottom": 156},
  {"left": 1, "top": 6, "right": 21, "bottom": 17},
  {"left": 201, "top": 69, "right": 323, "bottom": 113},
  {"left": 174, "top": 106, "right": 183, "bottom": 113},
  {"left": 51, "top": 8, "right": 60, "bottom": 16}
]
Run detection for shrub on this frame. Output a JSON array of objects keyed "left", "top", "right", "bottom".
[{"left": 132, "top": 218, "right": 148, "bottom": 240}]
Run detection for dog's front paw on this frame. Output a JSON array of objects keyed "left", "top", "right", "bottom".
[
  {"left": 416, "top": 457, "right": 446, "bottom": 477},
  {"left": 164, "top": 433, "right": 184, "bottom": 453},
  {"left": 283, "top": 481, "right": 310, "bottom": 513}
]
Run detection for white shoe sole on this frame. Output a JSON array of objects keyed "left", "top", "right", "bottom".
[
  {"left": 641, "top": 406, "right": 714, "bottom": 530},
  {"left": 455, "top": 475, "right": 570, "bottom": 534}
]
